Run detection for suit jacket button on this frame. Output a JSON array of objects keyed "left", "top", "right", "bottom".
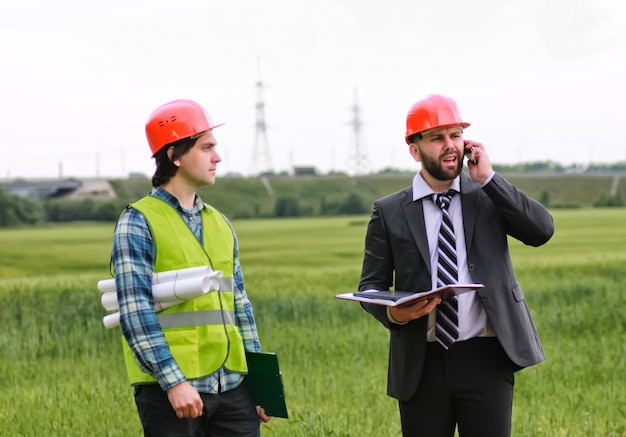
[{"left": 468, "top": 264, "right": 476, "bottom": 271}]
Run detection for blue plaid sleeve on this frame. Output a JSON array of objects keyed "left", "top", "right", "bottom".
[{"left": 112, "top": 208, "right": 186, "bottom": 390}]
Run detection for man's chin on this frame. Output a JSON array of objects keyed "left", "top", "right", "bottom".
[
  {"left": 200, "top": 175, "right": 217, "bottom": 186},
  {"left": 432, "top": 167, "right": 461, "bottom": 181}
]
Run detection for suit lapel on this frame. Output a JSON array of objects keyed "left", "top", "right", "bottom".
[
  {"left": 398, "top": 174, "right": 481, "bottom": 276},
  {"left": 399, "top": 187, "right": 432, "bottom": 275}
]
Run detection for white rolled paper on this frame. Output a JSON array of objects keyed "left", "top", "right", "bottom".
[
  {"left": 100, "top": 271, "right": 223, "bottom": 311},
  {"left": 153, "top": 266, "right": 214, "bottom": 284},
  {"left": 151, "top": 276, "right": 211, "bottom": 301},
  {"left": 101, "top": 291, "right": 118, "bottom": 311},
  {"left": 97, "top": 279, "right": 116, "bottom": 293},
  {"left": 97, "top": 265, "right": 215, "bottom": 293},
  {"left": 98, "top": 268, "right": 223, "bottom": 328},
  {"left": 103, "top": 312, "right": 120, "bottom": 329}
]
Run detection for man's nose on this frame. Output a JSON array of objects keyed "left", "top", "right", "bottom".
[{"left": 443, "top": 135, "right": 456, "bottom": 148}]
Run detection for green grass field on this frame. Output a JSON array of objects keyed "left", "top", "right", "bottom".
[{"left": 0, "top": 209, "right": 624, "bottom": 436}]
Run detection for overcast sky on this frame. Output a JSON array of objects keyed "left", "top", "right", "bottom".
[{"left": 2, "top": 0, "right": 625, "bottom": 179}]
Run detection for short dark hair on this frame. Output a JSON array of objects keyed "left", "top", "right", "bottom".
[
  {"left": 407, "top": 132, "right": 423, "bottom": 144},
  {"left": 151, "top": 136, "right": 197, "bottom": 187}
]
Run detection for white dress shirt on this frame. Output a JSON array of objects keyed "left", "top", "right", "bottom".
[{"left": 412, "top": 172, "right": 495, "bottom": 342}]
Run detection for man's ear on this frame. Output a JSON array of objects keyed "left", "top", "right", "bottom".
[
  {"left": 167, "top": 146, "right": 180, "bottom": 167},
  {"left": 409, "top": 143, "right": 421, "bottom": 163}
]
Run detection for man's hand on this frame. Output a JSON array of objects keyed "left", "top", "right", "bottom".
[
  {"left": 167, "top": 381, "right": 204, "bottom": 419},
  {"left": 256, "top": 405, "right": 271, "bottom": 423},
  {"left": 463, "top": 139, "right": 493, "bottom": 185},
  {"left": 389, "top": 298, "right": 441, "bottom": 323}
]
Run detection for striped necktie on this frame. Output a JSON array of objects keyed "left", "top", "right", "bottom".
[{"left": 433, "top": 190, "right": 459, "bottom": 349}]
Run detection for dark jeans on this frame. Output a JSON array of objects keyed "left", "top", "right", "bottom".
[
  {"left": 399, "top": 337, "right": 515, "bottom": 437},
  {"left": 134, "top": 382, "right": 260, "bottom": 437}
]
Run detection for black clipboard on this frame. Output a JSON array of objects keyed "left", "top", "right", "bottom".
[{"left": 244, "top": 351, "right": 288, "bottom": 418}]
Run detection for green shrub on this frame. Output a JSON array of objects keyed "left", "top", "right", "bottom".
[{"left": 0, "top": 190, "right": 45, "bottom": 227}]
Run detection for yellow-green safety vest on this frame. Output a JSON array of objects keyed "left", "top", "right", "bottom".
[{"left": 121, "top": 195, "right": 247, "bottom": 385}]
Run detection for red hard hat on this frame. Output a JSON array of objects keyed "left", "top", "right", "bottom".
[
  {"left": 405, "top": 94, "right": 470, "bottom": 144},
  {"left": 145, "top": 99, "right": 224, "bottom": 156}
]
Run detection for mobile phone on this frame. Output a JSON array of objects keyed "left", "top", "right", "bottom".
[{"left": 464, "top": 147, "right": 477, "bottom": 165}]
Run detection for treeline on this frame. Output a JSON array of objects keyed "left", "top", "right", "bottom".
[
  {"left": 377, "top": 161, "right": 626, "bottom": 175},
  {"left": 0, "top": 189, "right": 371, "bottom": 228},
  {"left": 491, "top": 161, "right": 626, "bottom": 174},
  {"left": 1, "top": 167, "right": 625, "bottom": 228},
  {"left": 0, "top": 191, "right": 131, "bottom": 227}
]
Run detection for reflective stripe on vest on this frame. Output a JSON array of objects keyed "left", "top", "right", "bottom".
[{"left": 215, "top": 277, "right": 233, "bottom": 292}]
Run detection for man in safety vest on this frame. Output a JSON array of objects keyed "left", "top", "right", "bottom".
[{"left": 111, "top": 99, "right": 270, "bottom": 436}]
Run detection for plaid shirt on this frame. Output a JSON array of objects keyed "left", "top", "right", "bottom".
[{"left": 112, "top": 187, "right": 261, "bottom": 393}]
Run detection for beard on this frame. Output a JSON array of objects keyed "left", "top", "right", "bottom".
[{"left": 420, "top": 150, "right": 463, "bottom": 181}]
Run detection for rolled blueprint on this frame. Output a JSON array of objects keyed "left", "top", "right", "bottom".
[
  {"left": 100, "top": 271, "right": 223, "bottom": 311},
  {"left": 152, "top": 275, "right": 213, "bottom": 301},
  {"left": 101, "top": 291, "right": 119, "bottom": 311},
  {"left": 103, "top": 312, "right": 120, "bottom": 329},
  {"left": 97, "top": 265, "right": 215, "bottom": 293}
]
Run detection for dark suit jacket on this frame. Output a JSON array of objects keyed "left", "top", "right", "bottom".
[{"left": 359, "top": 172, "right": 554, "bottom": 401}]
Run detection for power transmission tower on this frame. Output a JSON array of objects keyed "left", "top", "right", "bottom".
[
  {"left": 249, "top": 57, "right": 273, "bottom": 175},
  {"left": 348, "top": 88, "right": 369, "bottom": 176}
]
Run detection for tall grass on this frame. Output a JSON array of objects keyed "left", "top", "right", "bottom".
[{"left": 0, "top": 209, "right": 624, "bottom": 436}]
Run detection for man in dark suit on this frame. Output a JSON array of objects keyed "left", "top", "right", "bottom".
[{"left": 358, "top": 94, "right": 554, "bottom": 437}]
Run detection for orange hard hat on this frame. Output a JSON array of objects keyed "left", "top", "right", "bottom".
[
  {"left": 145, "top": 99, "right": 224, "bottom": 156},
  {"left": 405, "top": 94, "right": 470, "bottom": 144}
]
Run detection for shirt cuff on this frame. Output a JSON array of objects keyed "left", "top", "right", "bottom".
[
  {"left": 386, "top": 307, "right": 408, "bottom": 325},
  {"left": 155, "top": 358, "right": 187, "bottom": 391},
  {"left": 481, "top": 171, "right": 496, "bottom": 187}
]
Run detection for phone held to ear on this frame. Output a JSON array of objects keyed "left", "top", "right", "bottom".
[{"left": 464, "top": 147, "right": 477, "bottom": 165}]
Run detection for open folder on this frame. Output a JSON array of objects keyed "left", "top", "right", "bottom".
[
  {"left": 244, "top": 351, "right": 288, "bottom": 418},
  {"left": 335, "top": 284, "right": 484, "bottom": 307}
]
